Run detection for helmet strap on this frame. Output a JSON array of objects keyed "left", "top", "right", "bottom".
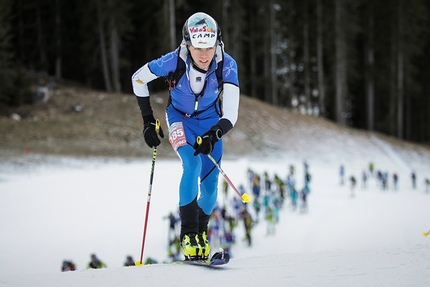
[
  {"left": 186, "top": 46, "right": 213, "bottom": 73},
  {"left": 191, "top": 60, "right": 209, "bottom": 74}
]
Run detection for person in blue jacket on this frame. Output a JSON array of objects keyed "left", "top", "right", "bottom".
[{"left": 131, "top": 12, "right": 240, "bottom": 260}]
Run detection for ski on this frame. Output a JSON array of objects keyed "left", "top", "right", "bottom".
[{"left": 179, "top": 251, "right": 230, "bottom": 268}]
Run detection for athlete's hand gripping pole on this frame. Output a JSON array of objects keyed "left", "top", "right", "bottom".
[
  {"left": 136, "top": 119, "right": 160, "bottom": 266},
  {"left": 196, "top": 136, "right": 252, "bottom": 203}
]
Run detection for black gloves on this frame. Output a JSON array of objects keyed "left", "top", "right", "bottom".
[
  {"left": 193, "top": 127, "right": 223, "bottom": 156},
  {"left": 143, "top": 115, "right": 164, "bottom": 148},
  {"left": 193, "top": 119, "right": 233, "bottom": 156}
]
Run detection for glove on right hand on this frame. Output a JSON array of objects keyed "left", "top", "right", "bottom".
[
  {"left": 193, "top": 126, "right": 223, "bottom": 156},
  {"left": 143, "top": 115, "right": 164, "bottom": 148},
  {"left": 193, "top": 130, "right": 218, "bottom": 156}
]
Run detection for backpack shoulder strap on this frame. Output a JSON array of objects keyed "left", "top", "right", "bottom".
[
  {"left": 214, "top": 52, "right": 225, "bottom": 117},
  {"left": 215, "top": 52, "right": 224, "bottom": 92},
  {"left": 165, "top": 47, "right": 186, "bottom": 90}
]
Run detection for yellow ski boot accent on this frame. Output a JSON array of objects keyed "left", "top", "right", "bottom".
[
  {"left": 199, "top": 231, "right": 211, "bottom": 260},
  {"left": 181, "top": 233, "right": 202, "bottom": 260}
]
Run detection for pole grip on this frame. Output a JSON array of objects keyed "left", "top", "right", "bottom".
[{"left": 155, "top": 119, "right": 160, "bottom": 133}]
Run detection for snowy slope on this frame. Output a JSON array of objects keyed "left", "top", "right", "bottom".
[
  {"left": 1, "top": 151, "right": 430, "bottom": 286},
  {"left": 2, "top": 246, "right": 429, "bottom": 287}
]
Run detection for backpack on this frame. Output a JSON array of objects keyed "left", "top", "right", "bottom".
[{"left": 165, "top": 47, "right": 224, "bottom": 117}]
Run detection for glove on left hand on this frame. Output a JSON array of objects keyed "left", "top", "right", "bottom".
[{"left": 193, "top": 127, "right": 222, "bottom": 156}]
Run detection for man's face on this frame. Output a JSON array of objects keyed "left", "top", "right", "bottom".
[{"left": 188, "top": 45, "right": 216, "bottom": 70}]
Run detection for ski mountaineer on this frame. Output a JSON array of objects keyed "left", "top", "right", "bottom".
[{"left": 131, "top": 12, "right": 240, "bottom": 261}]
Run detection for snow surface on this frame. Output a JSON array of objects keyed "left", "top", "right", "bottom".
[{"left": 0, "top": 149, "right": 430, "bottom": 286}]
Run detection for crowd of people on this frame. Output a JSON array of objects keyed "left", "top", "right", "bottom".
[
  {"left": 164, "top": 161, "right": 313, "bottom": 261},
  {"left": 341, "top": 162, "right": 430, "bottom": 196},
  {"left": 163, "top": 160, "right": 429, "bottom": 261},
  {"left": 61, "top": 254, "right": 155, "bottom": 272},
  {"left": 60, "top": 161, "right": 312, "bottom": 272},
  {"left": 61, "top": 160, "right": 429, "bottom": 271}
]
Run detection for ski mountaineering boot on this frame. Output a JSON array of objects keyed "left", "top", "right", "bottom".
[
  {"left": 179, "top": 197, "right": 201, "bottom": 260},
  {"left": 198, "top": 207, "right": 211, "bottom": 260}
]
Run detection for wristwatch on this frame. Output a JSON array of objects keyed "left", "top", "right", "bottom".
[{"left": 214, "top": 128, "right": 222, "bottom": 141}]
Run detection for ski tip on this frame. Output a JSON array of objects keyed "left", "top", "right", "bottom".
[
  {"left": 210, "top": 251, "right": 230, "bottom": 264},
  {"left": 423, "top": 232, "right": 429, "bottom": 237}
]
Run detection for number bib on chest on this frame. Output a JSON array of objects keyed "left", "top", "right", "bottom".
[{"left": 169, "top": 122, "right": 187, "bottom": 152}]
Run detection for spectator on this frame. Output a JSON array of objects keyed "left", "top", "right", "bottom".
[
  {"left": 87, "top": 254, "right": 107, "bottom": 269},
  {"left": 61, "top": 260, "right": 76, "bottom": 272},
  {"left": 340, "top": 165, "right": 345, "bottom": 185},
  {"left": 411, "top": 171, "right": 417, "bottom": 189},
  {"left": 124, "top": 255, "right": 135, "bottom": 267}
]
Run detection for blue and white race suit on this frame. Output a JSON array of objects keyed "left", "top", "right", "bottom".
[{"left": 132, "top": 44, "right": 239, "bottom": 219}]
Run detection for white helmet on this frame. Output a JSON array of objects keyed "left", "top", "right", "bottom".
[{"left": 182, "top": 12, "right": 221, "bottom": 48}]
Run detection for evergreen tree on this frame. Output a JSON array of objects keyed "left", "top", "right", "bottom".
[
  {"left": 2, "top": 0, "right": 430, "bottom": 143},
  {"left": 0, "top": 0, "right": 31, "bottom": 108}
]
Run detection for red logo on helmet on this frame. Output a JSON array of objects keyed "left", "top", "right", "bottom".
[{"left": 189, "top": 26, "right": 216, "bottom": 34}]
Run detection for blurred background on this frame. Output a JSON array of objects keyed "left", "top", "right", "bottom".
[{"left": 0, "top": 0, "right": 430, "bottom": 145}]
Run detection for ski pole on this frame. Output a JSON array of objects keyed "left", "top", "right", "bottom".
[
  {"left": 197, "top": 136, "right": 252, "bottom": 203},
  {"left": 136, "top": 119, "right": 160, "bottom": 266}
]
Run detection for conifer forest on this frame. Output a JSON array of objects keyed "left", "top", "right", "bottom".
[{"left": 1, "top": 0, "right": 430, "bottom": 144}]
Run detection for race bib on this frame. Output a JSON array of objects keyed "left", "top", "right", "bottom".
[{"left": 169, "top": 122, "right": 187, "bottom": 152}]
